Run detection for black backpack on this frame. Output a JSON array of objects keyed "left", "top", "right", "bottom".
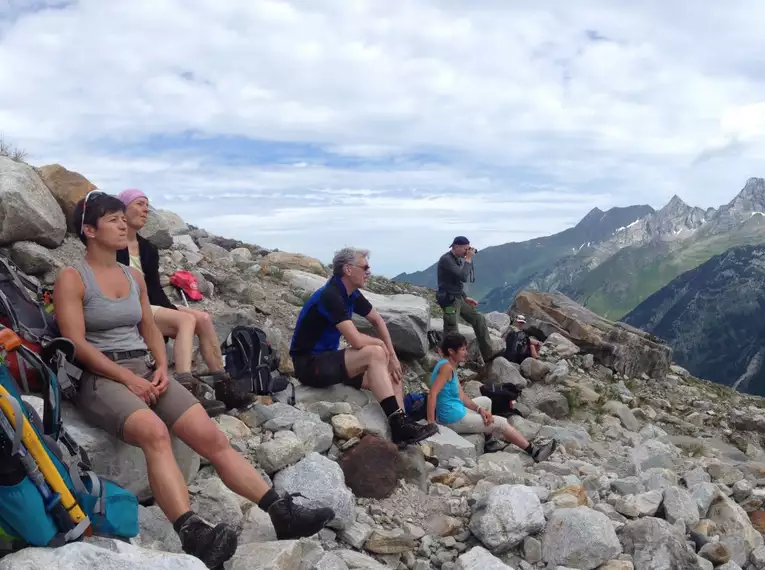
[
  {"left": 220, "top": 326, "right": 295, "bottom": 405},
  {"left": 503, "top": 330, "right": 530, "bottom": 364},
  {"left": 479, "top": 383, "right": 523, "bottom": 417}
]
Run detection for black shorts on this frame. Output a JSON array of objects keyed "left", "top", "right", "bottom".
[{"left": 292, "top": 350, "right": 364, "bottom": 390}]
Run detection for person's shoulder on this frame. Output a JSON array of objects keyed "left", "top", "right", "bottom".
[{"left": 57, "top": 265, "right": 81, "bottom": 282}]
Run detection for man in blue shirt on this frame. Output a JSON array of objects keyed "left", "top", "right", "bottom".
[{"left": 290, "top": 247, "right": 438, "bottom": 447}]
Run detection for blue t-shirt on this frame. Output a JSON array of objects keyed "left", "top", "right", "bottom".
[{"left": 429, "top": 359, "right": 467, "bottom": 424}]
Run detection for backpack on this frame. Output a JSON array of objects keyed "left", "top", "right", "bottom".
[
  {"left": 0, "top": 256, "right": 81, "bottom": 398},
  {"left": 0, "top": 327, "right": 138, "bottom": 551},
  {"left": 170, "top": 270, "right": 203, "bottom": 304},
  {"left": 479, "top": 383, "right": 523, "bottom": 417},
  {"left": 403, "top": 392, "right": 428, "bottom": 422},
  {"left": 221, "top": 326, "right": 295, "bottom": 405},
  {"left": 503, "top": 330, "right": 530, "bottom": 364}
]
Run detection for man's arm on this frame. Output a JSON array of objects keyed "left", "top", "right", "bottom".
[
  {"left": 365, "top": 309, "right": 396, "bottom": 359},
  {"left": 53, "top": 268, "right": 143, "bottom": 386},
  {"left": 439, "top": 253, "right": 472, "bottom": 283}
]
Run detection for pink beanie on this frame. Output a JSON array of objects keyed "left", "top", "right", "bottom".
[{"left": 117, "top": 189, "right": 148, "bottom": 206}]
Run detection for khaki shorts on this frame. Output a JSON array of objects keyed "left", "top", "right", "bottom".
[
  {"left": 75, "top": 356, "right": 198, "bottom": 441},
  {"left": 150, "top": 305, "right": 161, "bottom": 316}
]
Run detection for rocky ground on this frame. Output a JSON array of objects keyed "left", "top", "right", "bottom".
[{"left": 4, "top": 157, "right": 765, "bottom": 569}]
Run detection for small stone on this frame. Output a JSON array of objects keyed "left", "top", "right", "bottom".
[
  {"left": 332, "top": 414, "right": 365, "bottom": 439},
  {"left": 698, "top": 542, "right": 731, "bottom": 565},
  {"left": 522, "top": 536, "right": 542, "bottom": 563},
  {"left": 365, "top": 528, "right": 416, "bottom": 554}
]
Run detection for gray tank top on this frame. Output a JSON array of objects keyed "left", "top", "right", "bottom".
[{"left": 72, "top": 260, "right": 147, "bottom": 352}]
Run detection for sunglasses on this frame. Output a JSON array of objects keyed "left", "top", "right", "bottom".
[
  {"left": 353, "top": 264, "right": 371, "bottom": 272},
  {"left": 80, "top": 190, "right": 105, "bottom": 234}
]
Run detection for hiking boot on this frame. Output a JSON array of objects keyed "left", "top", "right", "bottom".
[
  {"left": 177, "top": 514, "right": 238, "bottom": 569},
  {"left": 268, "top": 492, "right": 335, "bottom": 540},
  {"left": 177, "top": 374, "right": 226, "bottom": 418},
  {"left": 214, "top": 373, "right": 256, "bottom": 410},
  {"left": 484, "top": 436, "right": 507, "bottom": 454},
  {"left": 389, "top": 410, "right": 439, "bottom": 447},
  {"left": 530, "top": 439, "right": 558, "bottom": 463}
]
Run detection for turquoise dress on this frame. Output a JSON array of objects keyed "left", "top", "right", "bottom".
[{"left": 429, "top": 359, "right": 467, "bottom": 424}]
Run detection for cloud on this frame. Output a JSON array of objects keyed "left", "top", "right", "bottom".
[{"left": 1, "top": 0, "right": 765, "bottom": 276}]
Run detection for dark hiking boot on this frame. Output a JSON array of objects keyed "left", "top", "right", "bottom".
[
  {"left": 389, "top": 410, "right": 439, "bottom": 447},
  {"left": 530, "top": 439, "right": 558, "bottom": 463},
  {"left": 213, "top": 373, "right": 256, "bottom": 410},
  {"left": 484, "top": 436, "right": 507, "bottom": 454},
  {"left": 268, "top": 492, "right": 335, "bottom": 540},
  {"left": 177, "top": 374, "right": 226, "bottom": 418},
  {"left": 177, "top": 514, "right": 238, "bottom": 569}
]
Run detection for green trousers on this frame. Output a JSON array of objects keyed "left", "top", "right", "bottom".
[{"left": 442, "top": 297, "right": 493, "bottom": 361}]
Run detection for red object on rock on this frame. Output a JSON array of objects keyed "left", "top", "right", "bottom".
[{"left": 170, "top": 270, "right": 203, "bottom": 301}]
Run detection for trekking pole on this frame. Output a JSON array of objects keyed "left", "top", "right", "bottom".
[
  {"left": 0, "top": 385, "right": 89, "bottom": 531},
  {"left": 0, "top": 413, "right": 77, "bottom": 536}
]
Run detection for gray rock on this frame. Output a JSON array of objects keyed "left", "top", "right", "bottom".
[
  {"left": 255, "top": 430, "right": 306, "bottom": 474},
  {"left": 611, "top": 476, "right": 645, "bottom": 496},
  {"left": 426, "top": 424, "right": 477, "bottom": 463},
  {"left": 455, "top": 546, "right": 514, "bottom": 569},
  {"left": 135, "top": 505, "right": 182, "bottom": 554},
  {"left": 353, "top": 289, "right": 431, "bottom": 358},
  {"left": 640, "top": 468, "right": 678, "bottom": 492},
  {"left": 292, "top": 419, "right": 334, "bottom": 453},
  {"left": 139, "top": 208, "right": 173, "bottom": 249},
  {"left": 603, "top": 401, "right": 640, "bottom": 432},
  {"left": 716, "top": 562, "right": 743, "bottom": 570},
  {"left": 23, "top": 397, "right": 199, "bottom": 502},
  {"left": 158, "top": 209, "right": 189, "bottom": 235},
  {"left": 521, "top": 386, "right": 569, "bottom": 419},
  {"left": 189, "top": 476, "right": 246, "bottom": 531},
  {"left": 227, "top": 538, "right": 323, "bottom": 570},
  {"left": 338, "top": 521, "right": 373, "bottom": 549},
  {"left": 487, "top": 357, "right": 527, "bottom": 389},
  {"left": 707, "top": 493, "right": 764, "bottom": 566},
  {"left": 10, "top": 241, "right": 61, "bottom": 275},
  {"left": 620, "top": 517, "right": 702, "bottom": 570},
  {"left": 0, "top": 538, "right": 206, "bottom": 569},
  {"left": 698, "top": 542, "right": 732, "bottom": 566},
  {"left": 485, "top": 312, "right": 512, "bottom": 335},
  {"left": 520, "top": 358, "right": 553, "bottom": 382},
  {"left": 306, "top": 401, "right": 355, "bottom": 422},
  {"left": 356, "top": 402, "right": 392, "bottom": 440},
  {"left": 546, "top": 359, "right": 570, "bottom": 384},
  {"left": 541, "top": 507, "right": 622, "bottom": 569},
  {"left": 274, "top": 452, "right": 355, "bottom": 530},
  {"left": 662, "top": 486, "right": 700, "bottom": 527},
  {"left": 364, "top": 528, "right": 416, "bottom": 554},
  {"left": 629, "top": 439, "right": 678, "bottom": 474},
  {"left": 690, "top": 483, "right": 720, "bottom": 518},
  {"left": 541, "top": 332, "right": 580, "bottom": 358},
  {"left": 615, "top": 490, "right": 663, "bottom": 518},
  {"left": 315, "top": 552, "right": 350, "bottom": 570},
  {"left": 172, "top": 234, "right": 199, "bottom": 253},
  {"left": 334, "top": 549, "right": 388, "bottom": 569},
  {"left": 0, "top": 157, "right": 67, "bottom": 247},
  {"left": 238, "top": 505, "right": 277, "bottom": 544},
  {"left": 522, "top": 536, "right": 542, "bottom": 564},
  {"left": 469, "top": 484, "right": 545, "bottom": 553}
]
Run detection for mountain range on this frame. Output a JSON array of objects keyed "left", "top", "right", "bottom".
[
  {"left": 396, "top": 177, "right": 765, "bottom": 320},
  {"left": 622, "top": 244, "right": 765, "bottom": 396}
]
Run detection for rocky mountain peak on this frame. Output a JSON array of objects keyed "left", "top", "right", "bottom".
[
  {"left": 577, "top": 206, "right": 605, "bottom": 226},
  {"left": 728, "top": 177, "right": 765, "bottom": 212}
]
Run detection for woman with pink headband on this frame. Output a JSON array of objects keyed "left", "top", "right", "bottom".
[{"left": 115, "top": 189, "right": 252, "bottom": 414}]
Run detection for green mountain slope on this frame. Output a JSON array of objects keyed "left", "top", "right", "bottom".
[
  {"left": 394, "top": 205, "right": 654, "bottom": 300},
  {"left": 568, "top": 215, "right": 765, "bottom": 319},
  {"left": 622, "top": 244, "right": 765, "bottom": 396}
]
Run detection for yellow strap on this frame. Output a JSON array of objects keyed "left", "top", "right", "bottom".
[{"left": 0, "top": 385, "right": 88, "bottom": 526}]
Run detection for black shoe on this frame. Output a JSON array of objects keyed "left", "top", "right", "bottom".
[
  {"left": 178, "top": 376, "right": 227, "bottom": 418},
  {"left": 484, "top": 437, "right": 507, "bottom": 453},
  {"left": 177, "top": 514, "right": 238, "bottom": 569},
  {"left": 531, "top": 439, "right": 558, "bottom": 463},
  {"left": 214, "top": 374, "right": 256, "bottom": 410},
  {"left": 268, "top": 492, "right": 335, "bottom": 540},
  {"left": 389, "top": 411, "right": 439, "bottom": 447}
]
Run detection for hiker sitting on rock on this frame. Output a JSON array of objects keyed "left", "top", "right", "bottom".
[
  {"left": 427, "top": 332, "right": 557, "bottom": 462},
  {"left": 54, "top": 192, "right": 334, "bottom": 569},
  {"left": 115, "top": 189, "right": 252, "bottom": 415},
  {"left": 503, "top": 314, "right": 544, "bottom": 363},
  {"left": 289, "top": 247, "right": 439, "bottom": 447}
]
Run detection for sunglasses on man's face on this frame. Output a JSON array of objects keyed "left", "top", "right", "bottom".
[{"left": 351, "top": 264, "right": 371, "bottom": 272}]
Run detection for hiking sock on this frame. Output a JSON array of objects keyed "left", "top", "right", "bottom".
[
  {"left": 258, "top": 488, "right": 279, "bottom": 512},
  {"left": 380, "top": 396, "right": 401, "bottom": 418},
  {"left": 173, "top": 511, "right": 195, "bottom": 533}
]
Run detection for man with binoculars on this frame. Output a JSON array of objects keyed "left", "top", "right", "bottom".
[{"left": 435, "top": 236, "right": 493, "bottom": 364}]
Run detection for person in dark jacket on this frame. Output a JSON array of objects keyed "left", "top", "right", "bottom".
[
  {"left": 436, "top": 236, "right": 492, "bottom": 363},
  {"left": 116, "top": 189, "right": 252, "bottom": 412}
]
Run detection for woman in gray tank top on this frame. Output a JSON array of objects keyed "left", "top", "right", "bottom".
[{"left": 53, "top": 192, "right": 333, "bottom": 569}]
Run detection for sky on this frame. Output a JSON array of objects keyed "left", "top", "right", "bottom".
[{"left": 1, "top": 1, "right": 764, "bottom": 277}]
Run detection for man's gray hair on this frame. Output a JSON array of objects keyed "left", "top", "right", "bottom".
[{"left": 332, "top": 247, "right": 370, "bottom": 277}]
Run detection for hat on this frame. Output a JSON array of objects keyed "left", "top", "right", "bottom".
[
  {"left": 515, "top": 314, "right": 526, "bottom": 323},
  {"left": 451, "top": 236, "right": 470, "bottom": 246},
  {"left": 117, "top": 189, "right": 148, "bottom": 207}
]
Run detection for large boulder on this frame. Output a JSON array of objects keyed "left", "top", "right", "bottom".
[
  {"left": 283, "top": 270, "right": 431, "bottom": 358},
  {"left": 0, "top": 538, "right": 206, "bottom": 570},
  {"left": 23, "top": 397, "right": 200, "bottom": 502},
  {"left": 469, "top": 485, "right": 545, "bottom": 553},
  {"left": 510, "top": 290, "right": 672, "bottom": 378},
  {"left": 10, "top": 241, "right": 62, "bottom": 276},
  {"left": 263, "top": 251, "right": 328, "bottom": 276},
  {"left": 620, "top": 517, "right": 704, "bottom": 570},
  {"left": 541, "top": 507, "right": 622, "bottom": 569},
  {"left": 337, "top": 435, "right": 402, "bottom": 499},
  {"left": 0, "top": 157, "right": 66, "bottom": 247},
  {"left": 139, "top": 208, "right": 174, "bottom": 250},
  {"left": 157, "top": 209, "right": 188, "bottom": 236},
  {"left": 38, "top": 163, "right": 96, "bottom": 232}
]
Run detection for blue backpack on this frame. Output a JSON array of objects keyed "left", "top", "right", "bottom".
[{"left": 0, "top": 334, "right": 138, "bottom": 551}]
